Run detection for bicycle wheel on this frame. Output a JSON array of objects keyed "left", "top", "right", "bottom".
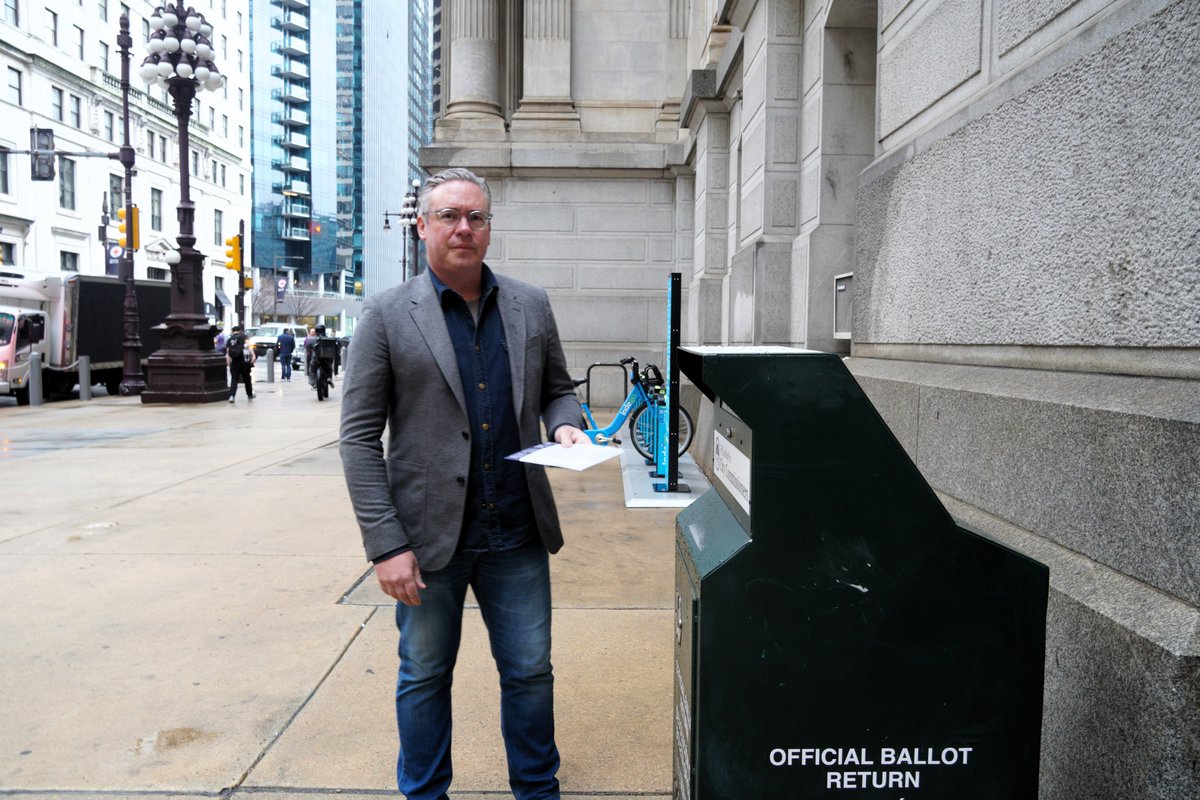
[{"left": 629, "top": 403, "right": 694, "bottom": 460}]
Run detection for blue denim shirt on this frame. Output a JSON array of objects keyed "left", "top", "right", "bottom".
[{"left": 429, "top": 266, "right": 536, "bottom": 554}]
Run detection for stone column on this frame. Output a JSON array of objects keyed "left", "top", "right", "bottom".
[
  {"left": 510, "top": 0, "right": 580, "bottom": 139},
  {"left": 692, "top": 114, "right": 730, "bottom": 346},
  {"left": 656, "top": 0, "right": 689, "bottom": 141},
  {"left": 439, "top": 0, "right": 507, "bottom": 141}
]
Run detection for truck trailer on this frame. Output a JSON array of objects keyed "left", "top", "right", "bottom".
[{"left": 0, "top": 272, "right": 170, "bottom": 404}]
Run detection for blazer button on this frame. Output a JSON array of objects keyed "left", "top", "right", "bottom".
[
  {"left": 461, "top": 431, "right": 469, "bottom": 440},
  {"left": 456, "top": 476, "right": 466, "bottom": 486}
]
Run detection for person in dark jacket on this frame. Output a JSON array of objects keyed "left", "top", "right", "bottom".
[
  {"left": 225, "top": 324, "right": 256, "bottom": 403},
  {"left": 276, "top": 328, "right": 296, "bottom": 381}
]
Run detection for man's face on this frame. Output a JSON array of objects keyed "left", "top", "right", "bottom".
[{"left": 417, "top": 180, "right": 491, "bottom": 276}]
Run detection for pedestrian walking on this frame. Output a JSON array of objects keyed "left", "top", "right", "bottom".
[
  {"left": 225, "top": 324, "right": 256, "bottom": 402},
  {"left": 339, "top": 167, "right": 588, "bottom": 800},
  {"left": 276, "top": 327, "right": 296, "bottom": 381}
]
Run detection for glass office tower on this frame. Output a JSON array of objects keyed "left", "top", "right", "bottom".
[{"left": 251, "top": 0, "right": 431, "bottom": 324}]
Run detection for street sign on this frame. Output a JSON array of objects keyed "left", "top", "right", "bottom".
[{"left": 106, "top": 242, "right": 122, "bottom": 276}]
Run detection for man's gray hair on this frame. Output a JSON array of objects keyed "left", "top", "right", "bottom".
[{"left": 418, "top": 168, "right": 491, "bottom": 216}]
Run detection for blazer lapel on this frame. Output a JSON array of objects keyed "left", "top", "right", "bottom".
[
  {"left": 499, "top": 284, "right": 527, "bottom": 419},
  {"left": 408, "top": 279, "right": 468, "bottom": 417}
]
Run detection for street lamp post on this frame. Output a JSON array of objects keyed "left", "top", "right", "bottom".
[
  {"left": 116, "top": 14, "right": 146, "bottom": 396},
  {"left": 383, "top": 179, "right": 422, "bottom": 282},
  {"left": 138, "top": 2, "right": 228, "bottom": 404}
]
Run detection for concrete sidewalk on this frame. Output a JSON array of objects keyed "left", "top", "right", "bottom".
[{"left": 0, "top": 366, "right": 678, "bottom": 799}]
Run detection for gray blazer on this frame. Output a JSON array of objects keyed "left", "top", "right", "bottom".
[{"left": 339, "top": 270, "right": 582, "bottom": 571}]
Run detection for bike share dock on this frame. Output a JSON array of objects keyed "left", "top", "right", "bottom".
[{"left": 619, "top": 442, "right": 708, "bottom": 508}]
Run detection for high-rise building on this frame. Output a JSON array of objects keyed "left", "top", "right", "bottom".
[
  {"left": 250, "top": 0, "right": 431, "bottom": 330},
  {"left": 0, "top": 0, "right": 252, "bottom": 329},
  {"left": 357, "top": 0, "right": 430, "bottom": 299}
]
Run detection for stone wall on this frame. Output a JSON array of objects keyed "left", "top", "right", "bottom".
[{"left": 850, "top": 0, "right": 1200, "bottom": 796}]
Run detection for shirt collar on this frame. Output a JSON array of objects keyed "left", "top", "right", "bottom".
[{"left": 428, "top": 263, "right": 498, "bottom": 307}]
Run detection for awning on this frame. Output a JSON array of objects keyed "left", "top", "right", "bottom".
[{"left": 214, "top": 289, "right": 233, "bottom": 307}]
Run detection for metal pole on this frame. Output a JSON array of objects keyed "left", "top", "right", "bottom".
[
  {"left": 29, "top": 352, "right": 43, "bottom": 406},
  {"left": 117, "top": 13, "right": 145, "bottom": 395},
  {"left": 236, "top": 218, "right": 246, "bottom": 329},
  {"left": 79, "top": 355, "right": 92, "bottom": 401}
]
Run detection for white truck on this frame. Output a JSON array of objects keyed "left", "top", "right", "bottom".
[{"left": 0, "top": 272, "right": 170, "bottom": 404}]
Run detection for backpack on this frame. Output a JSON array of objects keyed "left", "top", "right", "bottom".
[
  {"left": 315, "top": 337, "right": 338, "bottom": 361},
  {"left": 227, "top": 333, "right": 246, "bottom": 361}
]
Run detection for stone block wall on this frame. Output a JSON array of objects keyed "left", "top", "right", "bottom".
[
  {"left": 851, "top": 1, "right": 1200, "bottom": 795},
  {"left": 483, "top": 175, "right": 689, "bottom": 403}
]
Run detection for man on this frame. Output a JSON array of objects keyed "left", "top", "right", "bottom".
[
  {"left": 225, "top": 323, "right": 256, "bottom": 403},
  {"left": 276, "top": 326, "right": 296, "bottom": 381},
  {"left": 339, "top": 168, "right": 587, "bottom": 800}
]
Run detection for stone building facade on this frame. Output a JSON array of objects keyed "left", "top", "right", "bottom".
[{"left": 421, "top": 1, "right": 1199, "bottom": 796}]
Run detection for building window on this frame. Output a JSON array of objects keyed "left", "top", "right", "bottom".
[
  {"left": 109, "top": 174, "right": 123, "bottom": 215},
  {"left": 51, "top": 87, "right": 63, "bottom": 120},
  {"left": 104, "top": 110, "right": 114, "bottom": 141},
  {"left": 150, "top": 187, "right": 162, "bottom": 230},
  {"left": 237, "top": 87, "right": 243, "bottom": 110},
  {"left": 220, "top": 164, "right": 226, "bottom": 186},
  {"left": 46, "top": 8, "right": 56, "bottom": 46},
  {"left": 147, "top": 266, "right": 168, "bottom": 280},
  {"left": 141, "top": 17, "right": 148, "bottom": 41},
  {"left": 238, "top": 124, "right": 243, "bottom": 146},
  {"left": 0, "top": 149, "right": 8, "bottom": 193},
  {"left": 99, "top": 40, "right": 109, "bottom": 71},
  {"left": 159, "top": 135, "right": 167, "bottom": 162},
  {"left": 4, "top": 0, "right": 18, "bottom": 26},
  {"left": 59, "top": 157, "right": 75, "bottom": 209},
  {"left": 210, "top": 159, "right": 217, "bottom": 181},
  {"left": 0, "top": 242, "right": 14, "bottom": 265},
  {"left": 6, "top": 67, "right": 20, "bottom": 105},
  {"left": 222, "top": 114, "right": 227, "bottom": 138},
  {"left": 213, "top": 208, "right": 223, "bottom": 245},
  {"left": 98, "top": 0, "right": 106, "bottom": 21},
  {"left": 74, "top": 24, "right": 83, "bottom": 58},
  {"left": 236, "top": 10, "right": 241, "bottom": 32},
  {"left": 69, "top": 94, "right": 81, "bottom": 128},
  {"left": 190, "top": 150, "right": 198, "bottom": 176},
  {"left": 208, "top": 107, "right": 214, "bottom": 130},
  {"left": 238, "top": 173, "right": 244, "bottom": 195},
  {"left": 60, "top": 251, "right": 79, "bottom": 271}
]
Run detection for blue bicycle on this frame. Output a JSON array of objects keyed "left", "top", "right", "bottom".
[{"left": 574, "top": 357, "right": 694, "bottom": 461}]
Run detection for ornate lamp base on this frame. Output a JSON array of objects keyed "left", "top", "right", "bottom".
[{"left": 141, "top": 319, "right": 228, "bottom": 404}]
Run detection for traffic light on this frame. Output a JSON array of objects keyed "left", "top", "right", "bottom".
[
  {"left": 224, "top": 233, "right": 242, "bottom": 273},
  {"left": 117, "top": 206, "right": 139, "bottom": 251},
  {"left": 29, "top": 127, "right": 55, "bottom": 181},
  {"left": 242, "top": 275, "right": 254, "bottom": 291}
]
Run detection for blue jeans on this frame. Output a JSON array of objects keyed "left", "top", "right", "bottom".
[
  {"left": 280, "top": 355, "right": 292, "bottom": 380},
  {"left": 394, "top": 539, "right": 560, "bottom": 800}
]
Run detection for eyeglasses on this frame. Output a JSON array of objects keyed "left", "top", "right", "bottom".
[{"left": 430, "top": 208, "right": 493, "bottom": 231}]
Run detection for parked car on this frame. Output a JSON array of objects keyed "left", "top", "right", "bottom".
[{"left": 249, "top": 323, "right": 308, "bottom": 367}]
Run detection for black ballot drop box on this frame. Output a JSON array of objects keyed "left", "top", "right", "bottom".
[{"left": 673, "top": 346, "right": 1049, "bottom": 799}]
